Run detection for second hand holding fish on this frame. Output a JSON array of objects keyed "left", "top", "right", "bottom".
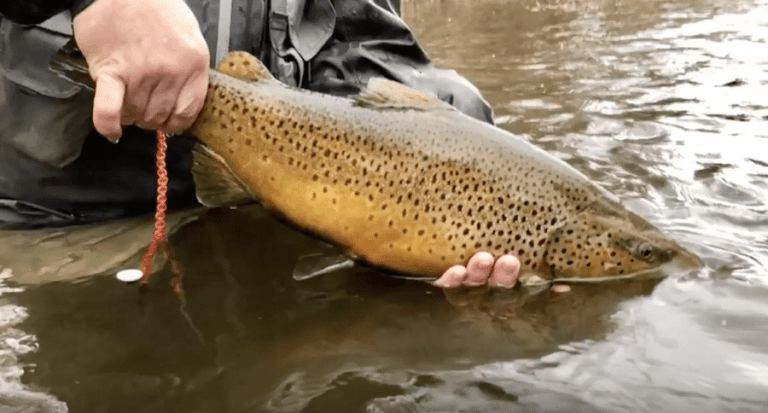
[{"left": 436, "top": 253, "right": 520, "bottom": 288}]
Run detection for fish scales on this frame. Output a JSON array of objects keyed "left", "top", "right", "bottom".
[{"left": 187, "top": 52, "right": 699, "bottom": 280}]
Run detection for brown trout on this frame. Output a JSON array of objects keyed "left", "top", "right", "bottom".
[{"left": 182, "top": 51, "right": 701, "bottom": 281}]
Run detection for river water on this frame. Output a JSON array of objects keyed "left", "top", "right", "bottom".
[{"left": 1, "top": 0, "right": 767, "bottom": 411}]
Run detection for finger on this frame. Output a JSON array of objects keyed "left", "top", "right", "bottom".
[
  {"left": 552, "top": 284, "right": 571, "bottom": 294},
  {"left": 488, "top": 254, "right": 520, "bottom": 288},
  {"left": 465, "top": 252, "right": 495, "bottom": 286},
  {"left": 92, "top": 73, "right": 126, "bottom": 141},
  {"left": 434, "top": 265, "right": 468, "bottom": 288},
  {"left": 161, "top": 62, "right": 209, "bottom": 134},
  {"left": 138, "top": 77, "right": 179, "bottom": 130},
  {"left": 126, "top": 75, "right": 160, "bottom": 129}
]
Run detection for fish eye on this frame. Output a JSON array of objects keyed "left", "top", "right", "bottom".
[
  {"left": 618, "top": 234, "right": 672, "bottom": 263},
  {"left": 630, "top": 240, "right": 671, "bottom": 263}
]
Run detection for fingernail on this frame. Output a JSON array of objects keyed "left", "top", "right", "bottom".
[{"left": 104, "top": 135, "right": 120, "bottom": 144}]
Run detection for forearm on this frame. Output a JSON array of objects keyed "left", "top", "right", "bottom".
[{"left": 0, "top": 0, "right": 96, "bottom": 24}]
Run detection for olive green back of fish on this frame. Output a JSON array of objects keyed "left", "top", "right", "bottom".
[{"left": 189, "top": 52, "right": 697, "bottom": 279}]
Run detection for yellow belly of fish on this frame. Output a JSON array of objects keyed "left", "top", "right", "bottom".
[{"left": 236, "top": 156, "right": 464, "bottom": 276}]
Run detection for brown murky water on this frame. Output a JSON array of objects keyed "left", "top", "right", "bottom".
[{"left": 1, "top": 0, "right": 767, "bottom": 411}]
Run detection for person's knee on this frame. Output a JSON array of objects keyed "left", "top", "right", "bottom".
[{"left": 409, "top": 69, "right": 495, "bottom": 124}]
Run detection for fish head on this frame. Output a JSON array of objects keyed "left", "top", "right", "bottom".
[{"left": 544, "top": 211, "right": 702, "bottom": 280}]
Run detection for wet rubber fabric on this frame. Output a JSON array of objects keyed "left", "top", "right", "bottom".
[{"left": 0, "top": 0, "right": 493, "bottom": 228}]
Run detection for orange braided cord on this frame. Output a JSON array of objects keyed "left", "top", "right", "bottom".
[{"left": 140, "top": 131, "right": 184, "bottom": 300}]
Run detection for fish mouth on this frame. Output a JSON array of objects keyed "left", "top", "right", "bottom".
[
  {"left": 666, "top": 244, "right": 704, "bottom": 271},
  {"left": 544, "top": 261, "right": 665, "bottom": 283},
  {"left": 550, "top": 268, "right": 666, "bottom": 283},
  {"left": 520, "top": 264, "right": 667, "bottom": 286}
]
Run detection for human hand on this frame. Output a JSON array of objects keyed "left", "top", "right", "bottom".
[
  {"left": 435, "top": 252, "right": 520, "bottom": 288},
  {"left": 72, "top": 0, "right": 210, "bottom": 142}
]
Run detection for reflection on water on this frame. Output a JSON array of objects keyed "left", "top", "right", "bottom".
[{"left": 2, "top": 0, "right": 768, "bottom": 411}]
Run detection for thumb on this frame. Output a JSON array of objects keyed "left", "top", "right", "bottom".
[{"left": 92, "top": 72, "right": 126, "bottom": 142}]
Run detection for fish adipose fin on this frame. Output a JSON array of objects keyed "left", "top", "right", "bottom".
[
  {"left": 216, "top": 51, "right": 274, "bottom": 82},
  {"left": 191, "top": 144, "right": 254, "bottom": 207},
  {"left": 354, "top": 78, "right": 455, "bottom": 111}
]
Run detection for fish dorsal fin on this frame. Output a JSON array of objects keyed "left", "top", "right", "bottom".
[
  {"left": 191, "top": 143, "right": 254, "bottom": 207},
  {"left": 354, "top": 78, "right": 454, "bottom": 111},
  {"left": 216, "top": 51, "right": 274, "bottom": 81}
]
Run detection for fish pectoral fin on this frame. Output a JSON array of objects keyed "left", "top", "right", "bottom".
[
  {"left": 216, "top": 51, "right": 274, "bottom": 82},
  {"left": 354, "top": 77, "right": 455, "bottom": 111},
  {"left": 292, "top": 252, "right": 356, "bottom": 281},
  {"left": 192, "top": 144, "right": 254, "bottom": 207}
]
